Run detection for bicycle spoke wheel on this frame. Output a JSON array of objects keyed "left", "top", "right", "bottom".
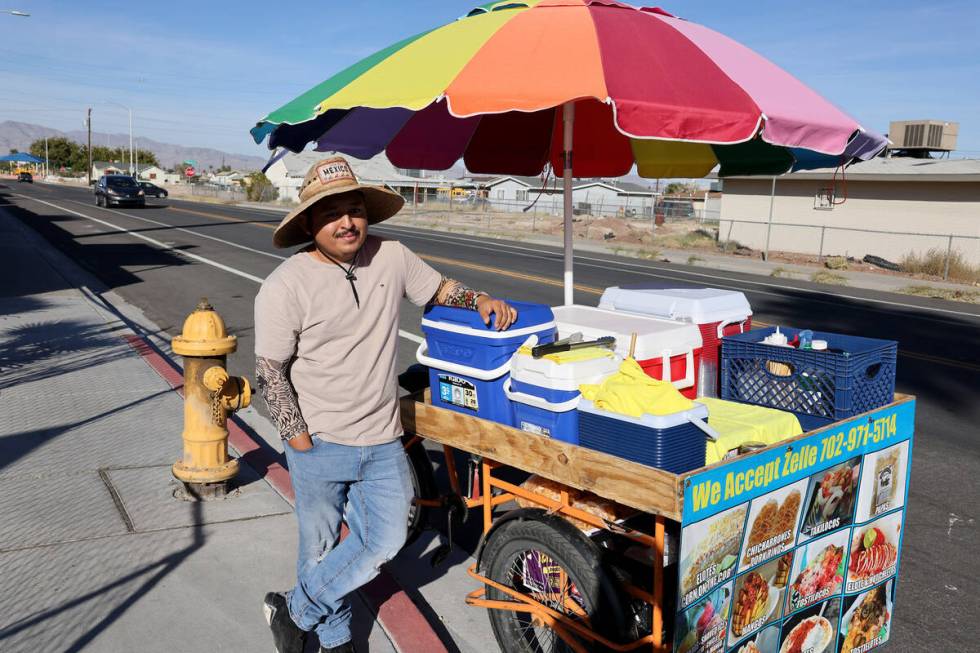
[{"left": 482, "top": 517, "right": 626, "bottom": 653}]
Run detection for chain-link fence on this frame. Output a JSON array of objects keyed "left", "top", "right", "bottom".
[
  {"left": 392, "top": 194, "right": 718, "bottom": 221},
  {"left": 715, "top": 218, "right": 980, "bottom": 280},
  {"left": 183, "top": 184, "right": 248, "bottom": 203}
]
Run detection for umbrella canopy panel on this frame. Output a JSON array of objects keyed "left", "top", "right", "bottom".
[{"left": 252, "top": 0, "right": 886, "bottom": 177}]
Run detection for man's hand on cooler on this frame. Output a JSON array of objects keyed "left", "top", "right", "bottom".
[
  {"left": 476, "top": 295, "right": 518, "bottom": 331},
  {"left": 287, "top": 432, "right": 314, "bottom": 452}
]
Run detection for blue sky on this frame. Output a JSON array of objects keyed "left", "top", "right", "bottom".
[{"left": 2, "top": 0, "right": 978, "bottom": 159}]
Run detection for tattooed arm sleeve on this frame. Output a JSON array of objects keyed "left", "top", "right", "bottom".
[
  {"left": 255, "top": 356, "right": 308, "bottom": 441},
  {"left": 431, "top": 276, "right": 487, "bottom": 310}
]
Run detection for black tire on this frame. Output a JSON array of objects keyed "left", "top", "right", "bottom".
[
  {"left": 862, "top": 254, "right": 901, "bottom": 272},
  {"left": 402, "top": 433, "right": 436, "bottom": 546},
  {"left": 481, "top": 518, "right": 627, "bottom": 653}
]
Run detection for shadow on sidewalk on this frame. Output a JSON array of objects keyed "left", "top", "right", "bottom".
[
  {"left": 0, "top": 501, "right": 206, "bottom": 653},
  {"left": 0, "top": 316, "right": 133, "bottom": 390},
  {"left": 0, "top": 389, "right": 175, "bottom": 476}
]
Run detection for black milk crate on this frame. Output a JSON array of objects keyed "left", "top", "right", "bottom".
[{"left": 721, "top": 327, "right": 897, "bottom": 422}]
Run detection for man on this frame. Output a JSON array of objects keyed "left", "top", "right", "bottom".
[{"left": 255, "top": 156, "right": 517, "bottom": 653}]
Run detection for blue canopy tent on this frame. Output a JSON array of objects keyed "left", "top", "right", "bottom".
[
  {"left": 0, "top": 153, "right": 44, "bottom": 163},
  {"left": 0, "top": 152, "right": 46, "bottom": 176}
]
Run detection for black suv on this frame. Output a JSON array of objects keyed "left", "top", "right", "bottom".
[
  {"left": 17, "top": 172, "right": 32, "bottom": 183},
  {"left": 138, "top": 181, "right": 168, "bottom": 198},
  {"left": 94, "top": 175, "right": 145, "bottom": 208}
]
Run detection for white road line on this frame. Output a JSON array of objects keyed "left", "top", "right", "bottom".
[
  {"left": 19, "top": 194, "right": 266, "bottom": 283},
  {"left": 374, "top": 224, "right": 980, "bottom": 321},
  {"left": 15, "top": 193, "right": 424, "bottom": 346},
  {"left": 68, "top": 199, "right": 286, "bottom": 260}
]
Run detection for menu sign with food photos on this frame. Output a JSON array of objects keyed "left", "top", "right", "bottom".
[{"left": 675, "top": 399, "right": 913, "bottom": 653}]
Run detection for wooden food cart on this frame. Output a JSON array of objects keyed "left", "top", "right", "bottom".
[{"left": 400, "top": 392, "right": 915, "bottom": 653}]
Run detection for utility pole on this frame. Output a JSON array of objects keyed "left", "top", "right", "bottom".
[
  {"left": 128, "top": 109, "right": 134, "bottom": 176},
  {"left": 86, "top": 108, "right": 93, "bottom": 186},
  {"left": 44, "top": 136, "right": 49, "bottom": 178}
]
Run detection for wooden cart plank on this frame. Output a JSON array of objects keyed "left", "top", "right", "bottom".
[{"left": 400, "top": 396, "right": 683, "bottom": 521}]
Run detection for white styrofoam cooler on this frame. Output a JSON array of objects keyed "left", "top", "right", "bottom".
[
  {"left": 599, "top": 286, "right": 751, "bottom": 329},
  {"left": 598, "top": 287, "right": 752, "bottom": 397},
  {"left": 551, "top": 305, "right": 703, "bottom": 398}
]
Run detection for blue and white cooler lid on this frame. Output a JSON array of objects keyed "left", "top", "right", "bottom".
[{"left": 422, "top": 300, "right": 556, "bottom": 339}]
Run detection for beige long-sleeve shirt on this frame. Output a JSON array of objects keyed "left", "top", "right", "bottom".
[{"left": 254, "top": 236, "right": 441, "bottom": 446}]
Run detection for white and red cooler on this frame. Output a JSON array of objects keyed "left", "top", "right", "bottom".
[
  {"left": 551, "top": 305, "right": 703, "bottom": 399},
  {"left": 599, "top": 287, "right": 752, "bottom": 397}
]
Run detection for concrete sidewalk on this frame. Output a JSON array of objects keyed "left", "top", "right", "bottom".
[{"left": 0, "top": 207, "right": 402, "bottom": 652}]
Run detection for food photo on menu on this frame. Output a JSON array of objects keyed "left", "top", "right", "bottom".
[
  {"left": 838, "top": 580, "right": 894, "bottom": 653},
  {"left": 739, "top": 480, "right": 808, "bottom": 571},
  {"left": 678, "top": 505, "right": 748, "bottom": 608},
  {"left": 732, "top": 623, "right": 781, "bottom": 653},
  {"left": 786, "top": 528, "right": 850, "bottom": 614},
  {"left": 674, "top": 582, "right": 732, "bottom": 653},
  {"left": 778, "top": 598, "right": 841, "bottom": 653},
  {"left": 854, "top": 442, "right": 909, "bottom": 523},
  {"left": 727, "top": 553, "right": 791, "bottom": 648},
  {"left": 799, "top": 457, "right": 861, "bottom": 542},
  {"left": 846, "top": 512, "right": 902, "bottom": 593}
]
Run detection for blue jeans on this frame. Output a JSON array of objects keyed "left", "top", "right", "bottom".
[{"left": 283, "top": 437, "right": 412, "bottom": 648}]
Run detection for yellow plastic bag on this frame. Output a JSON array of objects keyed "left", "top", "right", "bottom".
[
  {"left": 698, "top": 397, "right": 803, "bottom": 464},
  {"left": 578, "top": 358, "right": 693, "bottom": 417}
]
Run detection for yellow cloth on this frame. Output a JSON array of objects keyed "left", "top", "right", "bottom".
[
  {"left": 578, "top": 358, "right": 694, "bottom": 417},
  {"left": 698, "top": 397, "right": 803, "bottom": 464},
  {"left": 516, "top": 345, "right": 615, "bottom": 364}
]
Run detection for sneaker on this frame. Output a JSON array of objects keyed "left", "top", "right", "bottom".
[
  {"left": 320, "top": 642, "right": 355, "bottom": 653},
  {"left": 263, "top": 591, "right": 307, "bottom": 653}
]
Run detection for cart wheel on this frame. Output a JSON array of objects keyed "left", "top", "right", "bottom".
[
  {"left": 482, "top": 518, "right": 626, "bottom": 652},
  {"left": 402, "top": 433, "right": 436, "bottom": 546}
]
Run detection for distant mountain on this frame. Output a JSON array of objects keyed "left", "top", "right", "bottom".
[{"left": 0, "top": 121, "right": 267, "bottom": 172}]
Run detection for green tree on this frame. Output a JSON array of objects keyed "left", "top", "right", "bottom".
[
  {"left": 664, "top": 182, "right": 698, "bottom": 196},
  {"left": 136, "top": 148, "right": 158, "bottom": 166},
  {"left": 245, "top": 172, "right": 278, "bottom": 202},
  {"left": 29, "top": 137, "right": 81, "bottom": 170}
]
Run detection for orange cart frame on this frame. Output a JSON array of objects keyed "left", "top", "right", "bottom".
[{"left": 399, "top": 392, "right": 915, "bottom": 653}]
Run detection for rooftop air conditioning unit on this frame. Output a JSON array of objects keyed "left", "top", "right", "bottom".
[{"left": 888, "top": 120, "right": 958, "bottom": 152}]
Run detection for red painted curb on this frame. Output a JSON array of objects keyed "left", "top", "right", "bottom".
[{"left": 124, "top": 335, "right": 448, "bottom": 653}]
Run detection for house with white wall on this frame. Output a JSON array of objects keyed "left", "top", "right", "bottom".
[
  {"left": 484, "top": 177, "right": 657, "bottom": 216},
  {"left": 208, "top": 170, "right": 245, "bottom": 187},
  {"left": 265, "top": 150, "right": 456, "bottom": 203},
  {"left": 718, "top": 157, "right": 980, "bottom": 265},
  {"left": 138, "top": 166, "right": 181, "bottom": 185}
]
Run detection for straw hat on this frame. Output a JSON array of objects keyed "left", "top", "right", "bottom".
[{"left": 272, "top": 155, "right": 405, "bottom": 248}]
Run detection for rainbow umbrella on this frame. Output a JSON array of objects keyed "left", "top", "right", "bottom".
[{"left": 252, "top": 0, "right": 885, "bottom": 303}]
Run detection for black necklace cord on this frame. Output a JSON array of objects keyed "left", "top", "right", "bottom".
[{"left": 318, "top": 247, "right": 361, "bottom": 309}]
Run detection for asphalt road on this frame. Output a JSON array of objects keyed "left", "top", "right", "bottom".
[{"left": 3, "top": 180, "right": 978, "bottom": 651}]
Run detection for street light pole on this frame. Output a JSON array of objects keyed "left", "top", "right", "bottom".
[
  {"left": 104, "top": 100, "right": 134, "bottom": 176},
  {"left": 128, "top": 109, "right": 134, "bottom": 176},
  {"left": 86, "top": 108, "right": 92, "bottom": 186}
]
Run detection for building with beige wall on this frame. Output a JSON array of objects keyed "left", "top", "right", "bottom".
[{"left": 718, "top": 157, "right": 980, "bottom": 265}]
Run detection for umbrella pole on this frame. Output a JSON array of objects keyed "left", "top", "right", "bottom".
[{"left": 562, "top": 101, "right": 575, "bottom": 306}]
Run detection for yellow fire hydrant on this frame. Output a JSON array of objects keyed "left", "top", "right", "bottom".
[{"left": 171, "top": 298, "right": 251, "bottom": 498}]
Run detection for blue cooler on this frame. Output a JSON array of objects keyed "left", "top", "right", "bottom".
[
  {"left": 577, "top": 399, "right": 717, "bottom": 474},
  {"left": 418, "top": 301, "right": 556, "bottom": 426},
  {"left": 504, "top": 347, "right": 620, "bottom": 444}
]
